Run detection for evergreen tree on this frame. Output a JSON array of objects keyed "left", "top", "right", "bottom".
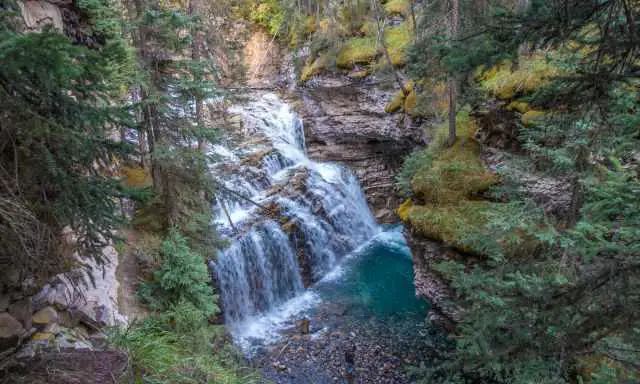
[
  {"left": 408, "top": 1, "right": 640, "bottom": 382},
  {"left": 127, "top": 0, "right": 220, "bottom": 256},
  {"left": 0, "top": 0, "right": 135, "bottom": 279}
]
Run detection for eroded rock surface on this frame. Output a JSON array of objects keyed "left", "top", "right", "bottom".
[{"left": 299, "top": 77, "right": 425, "bottom": 222}]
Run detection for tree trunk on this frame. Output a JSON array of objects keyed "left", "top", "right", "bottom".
[
  {"left": 448, "top": 77, "right": 457, "bottom": 146},
  {"left": 447, "top": 0, "right": 460, "bottom": 147},
  {"left": 190, "top": 0, "right": 206, "bottom": 153},
  {"left": 409, "top": 0, "right": 417, "bottom": 35}
]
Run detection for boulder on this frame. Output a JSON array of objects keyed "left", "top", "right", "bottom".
[
  {"left": 17, "top": 0, "right": 64, "bottom": 32},
  {"left": 32, "top": 306, "right": 58, "bottom": 327},
  {"left": 0, "top": 313, "right": 26, "bottom": 352},
  {"left": 9, "top": 298, "right": 32, "bottom": 330},
  {"left": 296, "top": 318, "right": 310, "bottom": 334}
]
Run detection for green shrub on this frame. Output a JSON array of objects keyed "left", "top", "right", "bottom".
[
  {"left": 138, "top": 230, "right": 218, "bottom": 317},
  {"left": 250, "top": 0, "right": 284, "bottom": 36}
]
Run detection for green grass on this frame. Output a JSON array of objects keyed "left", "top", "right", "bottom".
[{"left": 109, "top": 318, "right": 259, "bottom": 384}]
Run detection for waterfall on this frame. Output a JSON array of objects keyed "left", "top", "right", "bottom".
[{"left": 212, "top": 94, "right": 378, "bottom": 343}]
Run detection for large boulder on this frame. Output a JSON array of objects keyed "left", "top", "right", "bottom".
[
  {"left": 8, "top": 299, "right": 32, "bottom": 330},
  {"left": 17, "top": 0, "right": 64, "bottom": 32},
  {"left": 32, "top": 245, "right": 126, "bottom": 327},
  {"left": 0, "top": 313, "right": 26, "bottom": 353}
]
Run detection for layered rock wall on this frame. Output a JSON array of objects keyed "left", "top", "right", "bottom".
[{"left": 299, "top": 78, "right": 425, "bottom": 222}]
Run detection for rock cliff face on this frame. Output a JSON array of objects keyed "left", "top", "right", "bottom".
[{"left": 298, "top": 77, "right": 425, "bottom": 222}]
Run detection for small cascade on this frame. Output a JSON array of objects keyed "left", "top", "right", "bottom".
[{"left": 212, "top": 94, "right": 378, "bottom": 341}]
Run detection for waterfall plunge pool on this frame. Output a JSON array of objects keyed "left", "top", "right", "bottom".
[{"left": 240, "top": 227, "right": 442, "bottom": 384}]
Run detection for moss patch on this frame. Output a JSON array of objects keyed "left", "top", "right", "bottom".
[
  {"left": 479, "top": 55, "right": 559, "bottom": 99},
  {"left": 521, "top": 110, "right": 546, "bottom": 126},
  {"left": 300, "top": 54, "right": 329, "bottom": 81},
  {"left": 384, "top": 81, "right": 413, "bottom": 113},
  {"left": 384, "top": 23, "right": 412, "bottom": 66},
  {"left": 400, "top": 111, "right": 501, "bottom": 253},
  {"left": 121, "top": 165, "right": 152, "bottom": 188},
  {"left": 404, "top": 88, "right": 417, "bottom": 115},
  {"left": 406, "top": 201, "right": 494, "bottom": 252},
  {"left": 507, "top": 100, "right": 531, "bottom": 114},
  {"left": 384, "top": 0, "right": 410, "bottom": 17},
  {"left": 336, "top": 37, "right": 378, "bottom": 69},
  {"left": 397, "top": 198, "right": 413, "bottom": 221}
]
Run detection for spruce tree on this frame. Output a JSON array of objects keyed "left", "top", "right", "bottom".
[{"left": 0, "top": 0, "right": 135, "bottom": 279}]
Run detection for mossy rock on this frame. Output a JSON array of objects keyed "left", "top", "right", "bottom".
[
  {"left": 336, "top": 37, "right": 378, "bottom": 69},
  {"left": 506, "top": 100, "right": 531, "bottom": 114},
  {"left": 300, "top": 54, "right": 329, "bottom": 81},
  {"left": 385, "top": 89, "right": 406, "bottom": 113},
  {"left": 384, "top": 0, "right": 410, "bottom": 17},
  {"left": 349, "top": 69, "right": 370, "bottom": 79},
  {"left": 521, "top": 110, "right": 546, "bottom": 126},
  {"left": 404, "top": 88, "right": 417, "bottom": 115},
  {"left": 304, "top": 15, "right": 316, "bottom": 34},
  {"left": 384, "top": 81, "right": 413, "bottom": 114},
  {"left": 405, "top": 201, "right": 494, "bottom": 253},
  {"left": 411, "top": 114, "right": 499, "bottom": 203},
  {"left": 397, "top": 198, "right": 413, "bottom": 222}
]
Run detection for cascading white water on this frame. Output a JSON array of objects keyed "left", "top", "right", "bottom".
[{"left": 212, "top": 94, "right": 378, "bottom": 345}]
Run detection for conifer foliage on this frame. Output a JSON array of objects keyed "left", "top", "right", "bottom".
[
  {"left": 0, "top": 0, "right": 135, "bottom": 279},
  {"left": 404, "top": 1, "right": 640, "bottom": 383}
]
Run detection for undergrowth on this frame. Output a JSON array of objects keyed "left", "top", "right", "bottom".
[{"left": 109, "top": 318, "right": 258, "bottom": 384}]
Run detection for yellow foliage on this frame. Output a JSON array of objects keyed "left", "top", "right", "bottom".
[
  {"left": 300, "top": 54, "right": 329, "bottom": 81},
  {"left": 121, "top": 165, "right": 152, "bottom": 188},
  {"left": 336, "top": 37, "right": 378, "bottom": 69},
  {"left": 404, "top": 89, "right": 417, "bottom": 115},
  {"left": 384, "top": 23, "right": 412, "bottom": 66},
  {"left": 480, "top": 55, "right": 559, "bottom": 99},
  {"left": 384, "top": 81, "right": 413, "bottom": 113},
  {"left": 522, "top": 110, "right": 546, "bottom": 126},
  {"left": 397, "top": 199, "right": 413, "bottom": 221},
  {"left": 384, "top": 0, "right": 410, "bottom": 17},
  {"left": 304, "top": 15, "right": 316, "bottom": 34}
]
